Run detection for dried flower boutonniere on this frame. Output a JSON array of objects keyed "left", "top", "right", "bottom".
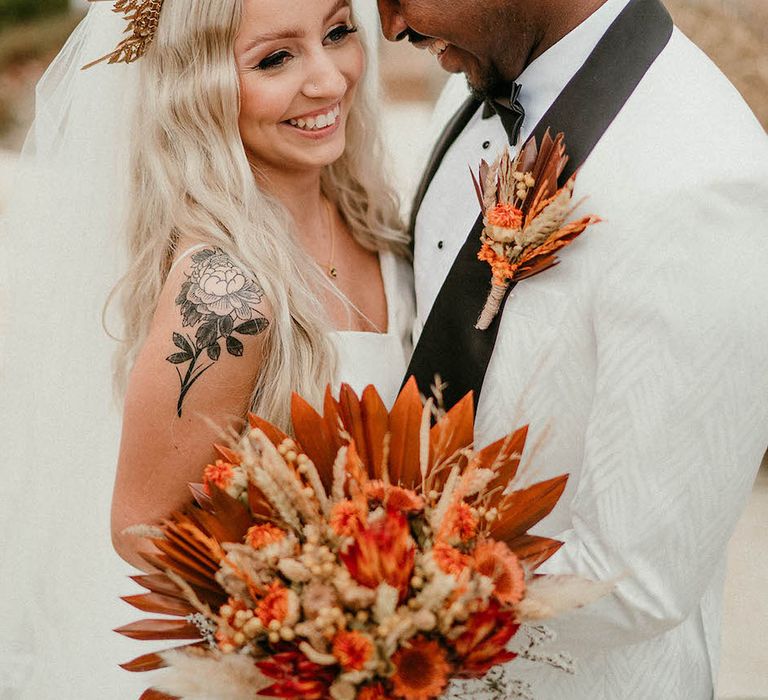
[{"left": 472, "top": 130, "right": 601, "bottom": 330}]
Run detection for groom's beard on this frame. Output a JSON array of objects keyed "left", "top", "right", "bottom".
[
  {"left": 467, "top": 62, "right": 507, "bottom": 102},
  {"left": 403, "top": 27, "right": 507, "bottom": 99}
]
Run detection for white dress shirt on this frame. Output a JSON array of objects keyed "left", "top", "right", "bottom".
[{"left": 414, "top": 0, "right": 629, "bottom": 327}]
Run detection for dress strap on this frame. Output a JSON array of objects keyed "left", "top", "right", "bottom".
[{"left": 168, "top": 243, "right": 212, "bottom": 275}]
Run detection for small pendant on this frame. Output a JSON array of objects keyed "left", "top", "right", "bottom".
[{"left": 328, "top": 266, "right": 338, "bottom": 279}]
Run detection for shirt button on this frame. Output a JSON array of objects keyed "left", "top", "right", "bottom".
[
  {"left": 437, "top": 241, "right": 444, "bottom": 249},
  {"left": 482, "top": 140, "right": 491, "bottom": 149}
]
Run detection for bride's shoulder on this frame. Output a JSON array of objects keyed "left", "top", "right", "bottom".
[
  {"left": 129, "top": 243, "right": 273, "bottom": 418},
  {"left": 155, "top": 243, "right": 273, "bottom": 353}
]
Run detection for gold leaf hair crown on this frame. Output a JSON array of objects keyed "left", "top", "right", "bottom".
[{"left": 83, "top": 0, "right": 165, "bottom": 70}]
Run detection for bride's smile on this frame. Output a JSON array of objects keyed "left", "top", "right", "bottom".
[{"left": 236, "top": 0, "right": 364, "bottom": 172}]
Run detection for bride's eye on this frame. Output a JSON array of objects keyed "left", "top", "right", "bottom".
[
  {"left": 256, "top": 50, "right": 293, "bottom": 71},
  {"left": 325, "top": 24, "right": 358, "bottom": 45}
]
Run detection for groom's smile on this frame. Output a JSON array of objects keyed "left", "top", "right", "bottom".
[{"left": 376, "top": 0, "right": 534, "bottom": 96}]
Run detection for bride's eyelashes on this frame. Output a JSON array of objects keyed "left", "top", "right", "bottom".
[{"left": 253, "top": 24, "right": 359, "bottom": 71}]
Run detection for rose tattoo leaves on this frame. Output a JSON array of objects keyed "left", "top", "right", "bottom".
[{"left": 167, "top": 248, "right": 269, "bottom": 417}]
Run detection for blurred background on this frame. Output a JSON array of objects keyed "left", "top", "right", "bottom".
[{"left": 0, "top": 0, "right": 765, "bottom": 697}]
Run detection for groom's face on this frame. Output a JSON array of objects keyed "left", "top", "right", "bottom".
[{"left": 377, "top": 0, "right": 522, "bottom": 96}]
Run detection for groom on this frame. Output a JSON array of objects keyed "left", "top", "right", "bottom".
[{"left": 379, "top": 0, "right": 768, "bottom": 697}]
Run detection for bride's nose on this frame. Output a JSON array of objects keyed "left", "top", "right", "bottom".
[{"left": 302, "top": 53, "right": 348, "bottom": 101}]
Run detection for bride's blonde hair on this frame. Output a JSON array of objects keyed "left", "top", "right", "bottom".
[{"left": 114, "top": 0, "right": 407, "bottom": 430}]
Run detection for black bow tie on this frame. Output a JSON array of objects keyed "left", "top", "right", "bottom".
[{"left": 482, "top": 81, "right": 525, "bottom": 146}]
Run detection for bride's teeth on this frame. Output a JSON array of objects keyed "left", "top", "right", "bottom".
[{"left": 289, "top": 105, "right": 341, "bottom": 130}]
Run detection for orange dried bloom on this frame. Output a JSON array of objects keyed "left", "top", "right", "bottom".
[
  {"left": 332, "top": 630, "right": 374, "bottom": 671},
  {"left": 330, "top": 499, "right": 366, "bottom": 537},
  {"left": 245, "top": 523, "right": 286, "bottom": 550},
  {"left": 432, "top": 542, "right": 470, "bottom": 577},
  {"left": 487, "top": 203, "right": 523, "bottom": 229},
  {"left": 203, "top": 460, "right": 236, "bottom": 495},
  {"left": 452, "top": 600, "right": 519, "bottom": 678},
  {"left": 340, "top": 509, "right": 415, "bottom": 601},
  {"left": 364, "top": 481, "right": 424, "bottom": 512},
  {"left": 478, "top": 244, "right": 518, "bottom": 285},
  {"left": 473, "top": 539, "right": 526, "bottom": 604},
  {"left": 391, "top": 637, "right": 451, "bottom": 700},
  {"left": 256, "top": 581, "right": 290, "bottom": 627},
  {"left": 358, "top": 683, "right": 388, "bottom": 700},
  {"left": 447, "top": 502, "right": 478, "bottom": 542}
]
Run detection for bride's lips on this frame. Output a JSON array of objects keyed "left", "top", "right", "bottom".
[{"left": 282, "top": 103, "right": 343, "bottom": 140}]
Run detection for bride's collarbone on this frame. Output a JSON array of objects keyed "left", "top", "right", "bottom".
[{"left": 322, "top": 242, "right": 388, "bottom": 334}]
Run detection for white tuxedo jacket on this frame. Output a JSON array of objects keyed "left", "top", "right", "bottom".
[{"left": 413, "top": 21, "right": 768, "bottom": 700}]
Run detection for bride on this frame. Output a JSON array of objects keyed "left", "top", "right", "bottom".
[
  {"left": 109, "top": 0, "right": 412, "bottom": 570},
  {"left": 0, "top": 0, "right": 413, "bottom": 696}
]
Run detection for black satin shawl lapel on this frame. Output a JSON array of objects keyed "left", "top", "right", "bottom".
[{"left": 405, "top": 0, "right": 673, "bottom": 409}]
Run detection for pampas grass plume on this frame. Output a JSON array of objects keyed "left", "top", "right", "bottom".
[{"left": 155, "top": 650, "right": 271, "bottom": 700}]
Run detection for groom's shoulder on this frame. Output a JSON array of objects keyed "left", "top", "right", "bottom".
[{"left": 603, "top": 27, "right": 766, "bottom": 170}]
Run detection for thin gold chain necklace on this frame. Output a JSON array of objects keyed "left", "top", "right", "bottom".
[{"left": 324, "top": 198, "right": 338, "bottom": 279}]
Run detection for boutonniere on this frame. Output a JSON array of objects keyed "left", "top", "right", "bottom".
[{"left": 471, "top": 130, "right": 601, "bottom": 330}]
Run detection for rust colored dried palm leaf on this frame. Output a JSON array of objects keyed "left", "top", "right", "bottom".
[
  {"left": 121, "top": 592, "right": 197, "bottom": 618},
  {"left": 116, "top": 619, "right": 202, "bottom": 642},
  {"left": 290, "top": 393, "right": 341, "bottom": 489},
  {"left": 139, "top": 689, "right": 178, "bottom": 700},
  {"left": 505, "top": 534, "right": 564, "bottom": 568},
  {"left": 490, "top": 475, "right": 569, "bottom": 544},
  {"left": 387, "top": 377, "right": 424, "bottom": 485},
  {"left": 429, "top": 392, "right": 475, "bottom": 470}
]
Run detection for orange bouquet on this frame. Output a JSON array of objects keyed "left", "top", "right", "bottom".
[{"left": 118, "top": 380, "right": 610, "bottom": 699}]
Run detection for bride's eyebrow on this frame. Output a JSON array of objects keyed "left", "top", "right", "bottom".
[{"left": 245, "top": 0, "right": 350, "bottom": 47}]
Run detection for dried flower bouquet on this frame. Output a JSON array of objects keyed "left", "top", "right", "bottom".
[{"left": 118, "top": 380, "right": 610, "bottom": 700}]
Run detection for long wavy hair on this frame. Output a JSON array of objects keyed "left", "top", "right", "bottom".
[{"left": 114, "top": 0, "right": 407, "bottom": 430}]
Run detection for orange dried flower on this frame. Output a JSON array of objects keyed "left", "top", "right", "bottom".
[
  {"left": 391, "top": 637, "right": 451, "bottom": 700},
  {"left": 473, "top": 539, "right": 526, "bottom": 604},
  {"left": 332, "top": 630, "right": 375, "bottom": 671},
  {"left": 487, "top": 202, "right": 523, "bottom": 229},
  {"left": 330, "top": 499, "right": 366, "bottom": 537},
  {"left": 447, "top": 502, "right": 478, "bottom": 542},
  {"left": 256, "top": 581, "right": 290, "bottom": 627},
  {"left": 358, "top": 683, "right": 388, "bottom": 700},
  {"left": 245, "top": 523, "right": 286, "bottom": 550},
  {"left": 452, "top": 600, "right": 519, "bottom": 678},
  {"left": 364, "top": 481, "right": 424, "bottom": 512},
  {"left": 340, "top": 509, "right": 415, "bottom": 601},
  {"left": 432, "top": 542, "right": 470, "bottom": 577},
  {"left": 202, "top": 460, "right": 236, "bottom": 495}
]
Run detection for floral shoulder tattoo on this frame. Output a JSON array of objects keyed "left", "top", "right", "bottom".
[{"left": 167, "top": 248, "right": 269, "bottom": 417}]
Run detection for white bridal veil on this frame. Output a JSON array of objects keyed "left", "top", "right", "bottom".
[
  {"left": 0, "top": 1, "right": 380, "bottom": 697},
  {"left": 0, "top": 4, "right": 157, "bottom": 697}
]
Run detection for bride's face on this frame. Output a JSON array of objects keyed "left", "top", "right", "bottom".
[{"left": 235, "top": 0, "right": 365, "bottom": 174}]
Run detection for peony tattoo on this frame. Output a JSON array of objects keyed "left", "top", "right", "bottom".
[{"left": 167, "top": 248, "right": 269, "bottom": 416}]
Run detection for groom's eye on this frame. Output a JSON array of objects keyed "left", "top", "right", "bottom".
[{"left": 256, "top": 50, "right": 293, "bottom": 71}]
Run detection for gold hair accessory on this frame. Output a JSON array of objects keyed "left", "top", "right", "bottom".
[{"left": 82, "top": 0, "right": 165, "bottom": 70}]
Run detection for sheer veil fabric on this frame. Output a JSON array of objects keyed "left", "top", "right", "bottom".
[
  {"left": 0, "top": 5, "right": 160, "bottom": 696},
  {"left": 0, "top": 2, "right": 381, "bottom": 697}
]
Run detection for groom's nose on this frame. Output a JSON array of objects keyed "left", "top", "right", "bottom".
[{"left": 377, "top": 0, "right": 409, "bottom": 42}]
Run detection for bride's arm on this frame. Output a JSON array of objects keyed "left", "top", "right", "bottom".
[{"left": 112, "top": 248, "right": 271, "bottom": 570}]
